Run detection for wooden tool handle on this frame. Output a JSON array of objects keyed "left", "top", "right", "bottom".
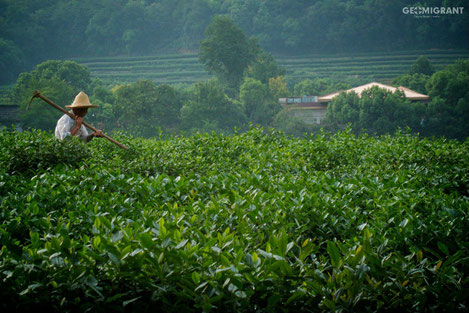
[{"left": 32, "top": 90, "right": 129, "bottom": 150}]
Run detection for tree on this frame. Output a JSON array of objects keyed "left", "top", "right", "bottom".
[
  {"left": 240, "top": 78, "right": 266, "bottom": 121},
  {"left": 1, "top": 0, "right": 468, "bottom": 71},
  {"left": 154, "top": 84, "right": 183, "bottom": 132},
  {"left": 325, "top": 87, "right": 420, "bottom": 135},
  {"left": 293, "top": 78, "right": 346, "bottom": 96},
  {"left": 86, "top": 84, "right": 116, "bottom": 130},
  {"left": 361, "top": 87, "right": 423, "bottom": 134},
  {"left": 199, "top": 16, "right": 256, "bottom": 92},
  {"left": 19, "top": 79, "right": 75, "bottom": 131},
  {"left": 227, "top": 0, "right": 260, "bottom": 37},
  {"left": 0, "top": 38, "right": 25, "bottom": 84},
  {"left": 281, "top": 18, "right": 302, "bottom": 48},
  {"left": 13, "top": 60, "right": 91, "bottom": 93},
  {"left": 268, "top": 76, "right": 290, "bottom": 99},
  {"left": 85, "top": 2, "right": 126, "bottom": 55},
  {"left": 325, "top": 91, "right": 360, "bottom": 129},
  {"left": 12, "top": 60, "right": 92, "bottom": 130},
  {"left": 180, "top": 79, "right": 246, "bottom": 132},
  {"left": 113, "top": 80, "right": 182, "bottom": 137},
  {"left": 245, "top": 50, "right": 285, "bottom": 84},
  {"left": 423, "top": 59, "right": 469, "bottom": 139},
  {"left": 240, "top": 77, "right": 281, "bottom": 126},
  {"left": 293, "top": 79, "right": 317, "bottom": 96},
  {"left": 392, "top": 73, "right": 430, "bottom": 94},
  {"left": 409, "top": 56, "right": 434, "bottom": 76},
  {"left": 179, "top": 0, "right": 214, "bottom": 51},
  {"left": 426, "top": 60, "right": 469, "bottom": 105}
]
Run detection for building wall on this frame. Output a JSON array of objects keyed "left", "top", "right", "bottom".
[{"left": 289, "top": 108, "right": 326, "bottom": 125}]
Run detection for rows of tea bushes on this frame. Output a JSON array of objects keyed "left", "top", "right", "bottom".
[
  {"left": 0, "top": 128, "right": 468, "bottom": 312},
  {"left": 72, "top": 49, "right": 468, "bottom": 84},
  {"left": 277, "top": 50, "right": 468, "bottom": 80},
  {"left": 0, "top": 85, "right": 15, "bottom": 106},
  {"left": 73, "top": 53, "right": 210, "bottom": 85}
]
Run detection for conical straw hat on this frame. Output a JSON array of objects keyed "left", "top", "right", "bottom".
[{"left": 65, "top": 91, "right": 98, "bottom": 108}]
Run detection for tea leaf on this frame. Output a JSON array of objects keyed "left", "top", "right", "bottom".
[
  {"left": 192, "top": 272, "right": 200, "bottom": 285},
  {"left": 437, "top": 242, "right": 449, "bottom": 256},
  {"left": 139, "top": 233, "right": 153, "bottom": 249},
  {"left": 123, "top": 297, "right": 142, "bottom": 307},
  {"left": 327, "top": 241, "right": 341, "bottom": 268},
  {"left": 175, "top": 239, "right": 189, "bottom": 249}
]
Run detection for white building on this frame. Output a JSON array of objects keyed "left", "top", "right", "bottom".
[{"left": 280, "top": 82, "right": 430, "bottom": 125}]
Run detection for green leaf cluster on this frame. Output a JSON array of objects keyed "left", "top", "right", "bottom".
[
  {"left": 0, "top": 128, "right": 90, "bottom": 175},
  {"left": 0, "top": 127, "right": 468, "bottom": 312}
]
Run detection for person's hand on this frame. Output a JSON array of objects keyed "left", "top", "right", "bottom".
[
  {"left": 74, "top": 116, "right": 83, "bottom": 128},
  {"left": 71, "top": 116, "right": 83, "bottom": 136},
  {"left": 93, "top": 130, "right": 104, "bottom": 137}
]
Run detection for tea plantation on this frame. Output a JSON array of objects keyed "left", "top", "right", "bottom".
[
  {"left": 72, "top": 49, "right": 468, "bottom": 84},
  {"left": 0, "top": 128, "right": 468, "bottom": 312}
]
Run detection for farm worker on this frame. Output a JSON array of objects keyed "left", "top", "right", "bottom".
[{"left": 55, "top": 91, "right": 104, "bottom": 142}]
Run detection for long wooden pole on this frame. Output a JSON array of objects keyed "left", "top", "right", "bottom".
[{"left": 31, "top": 90, "right": 129, "bottom": 150}]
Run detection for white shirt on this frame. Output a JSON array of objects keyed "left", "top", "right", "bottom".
[{"left": 55, "top": 114, "right": 88, "bottom": 142}]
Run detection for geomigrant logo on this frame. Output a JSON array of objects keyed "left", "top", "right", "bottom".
[{"left": 403, "top": 6, "right": 465, "bottom": 18}]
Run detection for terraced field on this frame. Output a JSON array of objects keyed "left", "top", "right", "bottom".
[
  {"left": 277, "top": 50, "right": 469, "bottom": 81},
  {"left": 72, "top": 49, "right": 468, "bottom": 85},
  {"left": 0, "top": 50, "right": 467, "bottom": 102},
  {"left": 0, "top": 85, "right": 14, "bottom": 106},
  {"left": 73, "top": 54, "right": 211, "bottom": 85}
]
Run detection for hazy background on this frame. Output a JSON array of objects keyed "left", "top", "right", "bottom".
[
  {"left": 1, "top": 0, "right": 468, "bottom": 139},
  {"left": 1, "top": 0, "right": 468, "bottom": 83}
]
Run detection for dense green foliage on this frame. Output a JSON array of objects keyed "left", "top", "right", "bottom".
[
  {"left": 1, "top": 0, "right": 468, "bottom": 84},
  {"left": 325, "top": 59, "right": 469, "bottom": 140},
  {"left": 1, "top": 127, "right": 468, "bottom": 312},
  {"left": 2, "top": 14, "right": 468, "bottom": 141},
  {"left": 6, "top": 55, "right": 469, "bottom": 140},
  {"left": 0, "top": 128, "right": 90, "bottom": 175},
  {"left": 293, "top": 78, "right": 350, "bottom": 97},
  {"left": 180, "top": 80, "right": 246, "bottom": 133},
  {"left": 409, "top": 56, "right": 435, "bottom": 76},
  {"left": 199, "top": 16, "right": 258, "bottom": 92},
  {"left": 5, "top": 17, "right": 286, "bottom": 135},
  {"left": 424, "top": 60, "right": 469, "bottom": 139},
  {"left": 0, "top": 38, "right": 24, "bottom": 84},
  {"left": 325, "top": 87, "right": 424, "bottom": 135},
  {"left": 11, "top": 60, "right": 93, "bottom": 131},
  {"left": 392, "top": 73, "right": 429, "bottom": 94},
  {"left": 240, "top": 78, "right": 281, "bottom": 126},
  {"left": 3, "top": 41, "right": 468, "bottom": 141},
  {"left": 112, "top": 81, "right": 183, "bottom": 137}
]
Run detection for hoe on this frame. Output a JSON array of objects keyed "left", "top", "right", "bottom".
[{"left": 28, "top": 90, "right": 129, "bottom": 150}]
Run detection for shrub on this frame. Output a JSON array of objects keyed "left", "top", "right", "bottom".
[
  {"left": 0, "top": 128, "right": 468, "bottom": 312},
  {"left": 0, "top": 128, "right": 91, "bottom": 175}
]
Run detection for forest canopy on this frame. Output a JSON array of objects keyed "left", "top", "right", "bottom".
[{"left": 1, "top": 0, "right": 468, "bottom": 83}]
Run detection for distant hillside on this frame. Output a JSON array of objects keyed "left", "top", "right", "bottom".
[
  {"left": 71, "top": 49, "right": 468, "bottom": 86},
  {"left": 73, "top": 54, "right": 211, "bottom": 85},
  {"left": 1, "top": 0, "right": 468, "bottom": 84}
]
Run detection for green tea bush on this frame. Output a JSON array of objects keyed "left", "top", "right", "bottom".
[
  {"left": 0, "top": 127, "right": 468, "bottom": 312},
  {"left": 0, "top": 128, "right": 91, "bottom": 175}
]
